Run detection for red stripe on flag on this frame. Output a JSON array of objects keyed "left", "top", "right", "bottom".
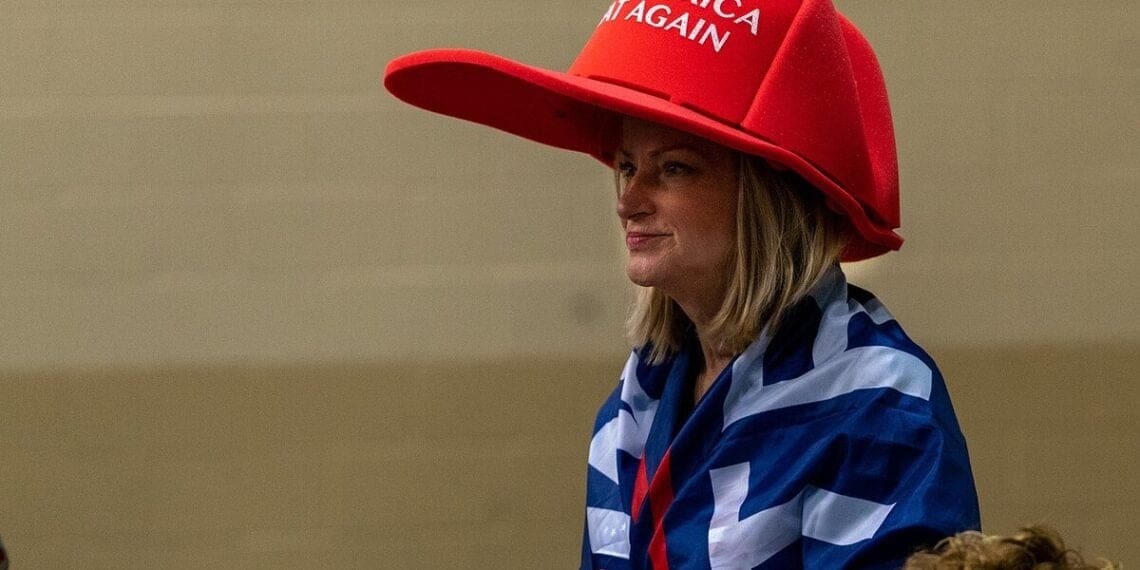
[
  {"left": 631, "top": 455, "right": 649, "bottom": 523},
  {"left": 647, "top": 451, "right": 675, "bottom": 570}
]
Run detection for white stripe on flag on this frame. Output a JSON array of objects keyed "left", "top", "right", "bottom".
[
  {"left": 858, "top": 296, "right": 895, "bottom": 326},
  {"left": 811, "top": 298, "right": 854, "bottom": 368},
  {"left": 587, "top": 507, "right": 631, "bottom": 559},
  {"left": 587, "top": 409, "right": 635, "bottom": 483},
  {"left": 724, "top": 346, "right": 932, "bottom": 430},
  {"left": 588, "top": 352, "right": 659, "bottom": 483},
  {"left": 708, "top": 463, "right": 802, "bottom": 569},
  {"left": 708, "top": 463, "right": 897, "bottom": 566},
  {"left": 810, "top": 282, "right": 897, "bottom": 366},
  {"left": 802, "top": 487, "right": 895, "bottom": 546}
]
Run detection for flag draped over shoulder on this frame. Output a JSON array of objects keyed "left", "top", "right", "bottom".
[{"left": 582, "top": 267, "right": 980, "bottom": 569}]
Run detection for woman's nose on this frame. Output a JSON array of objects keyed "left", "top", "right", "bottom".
[{"left": 616, "top": 174, "right": 654, "bottom": 220}]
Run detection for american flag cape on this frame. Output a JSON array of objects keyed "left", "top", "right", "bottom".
[{"left": 582, "top": 268, "right": 980, "bottom": 569}]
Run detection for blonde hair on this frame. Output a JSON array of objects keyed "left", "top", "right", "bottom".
[
  {"left": 628, "top": 155, "right": 849, "bottom": 364},
  {"left": 904, "top": 526, "right": 1119, "bottom": 570}
]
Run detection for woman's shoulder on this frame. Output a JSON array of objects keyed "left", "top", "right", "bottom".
[{"left": 721, "top": 278, "right": 958, "bottom": 433}]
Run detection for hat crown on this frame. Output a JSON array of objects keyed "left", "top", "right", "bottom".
[
  {"left": 571, "top": 0, "right": 792, "bottom": 124},
  {"left": 570, "top": 0, "right": 899, "bottom": 230}
]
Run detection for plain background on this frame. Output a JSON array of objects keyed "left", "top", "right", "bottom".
[{"left": 1, "top": 1, "right": 1136, "bottom": 567}]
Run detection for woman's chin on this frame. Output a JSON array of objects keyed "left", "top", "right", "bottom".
[
  {"left": 625, "top": 264, "right": 669, "bottom": 289},
  {"left": 625, "top": 267, "right": 657, "bottom": 288}
]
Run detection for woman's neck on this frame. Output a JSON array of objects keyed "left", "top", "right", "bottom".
[
  {"left": 671, "top": 287, "right": 734, "bottom": 402},
  {"left": 693, "top": 341, "right": 732, "bottom": 403},
  {"left": 687, "top": 312, "right": 733, "bottom": 404}
]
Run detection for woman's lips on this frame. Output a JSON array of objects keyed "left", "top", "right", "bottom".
[{"left": 626, "top": 232, "right": 668, "bottom": 250}]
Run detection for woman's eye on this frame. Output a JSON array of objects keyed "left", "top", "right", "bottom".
[
  {"left": 617, "top": 161, "right": 636, "bottom": 179},
  {"left": 662, "top": 161, "right": 694, "bottom": 176}
]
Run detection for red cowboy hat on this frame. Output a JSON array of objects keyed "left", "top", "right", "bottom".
[{"left": 384, "top": 0, "right": 902, "bottom": 261}]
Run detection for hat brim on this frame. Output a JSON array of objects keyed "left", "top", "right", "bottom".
[{"left": 384, "top": 48, "right": 901, "bottom": 261}]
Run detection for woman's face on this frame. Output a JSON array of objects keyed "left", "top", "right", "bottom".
[{"left": 616, "top": 118, "right": 738, "bottom": 307}]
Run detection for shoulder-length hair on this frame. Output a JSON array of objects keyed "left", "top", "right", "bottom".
[{"left": 628, "top": 155, "right": 850, "bottom": 364}]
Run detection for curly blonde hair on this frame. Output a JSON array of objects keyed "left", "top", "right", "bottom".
[{"left": 904, "top": 526, "right": 1119, "bottom": 570}]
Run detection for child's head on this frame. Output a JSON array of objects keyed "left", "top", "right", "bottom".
[{"left": 905, "top": 526, "right": 1118, "bottom": 570}]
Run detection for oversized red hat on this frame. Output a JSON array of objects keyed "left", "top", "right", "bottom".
[{"left": 384, "top": 0, "right": 903, "bottom": 261}]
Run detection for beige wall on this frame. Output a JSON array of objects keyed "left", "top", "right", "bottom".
[{"left": 1, "top": 1, "right": 1136, "bottom": 568}]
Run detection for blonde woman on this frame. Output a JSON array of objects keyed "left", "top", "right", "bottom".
[{"left": 385, "top": 0, "right": 981, "bottom": 567}]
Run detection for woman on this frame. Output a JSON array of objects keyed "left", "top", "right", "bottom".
[{"left": 385, "top": 0, "right": 980, "bottom": 567}]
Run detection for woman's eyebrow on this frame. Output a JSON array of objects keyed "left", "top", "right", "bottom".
[{"left": 618, "top": 143, "right": 707, "bottom": 159}]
